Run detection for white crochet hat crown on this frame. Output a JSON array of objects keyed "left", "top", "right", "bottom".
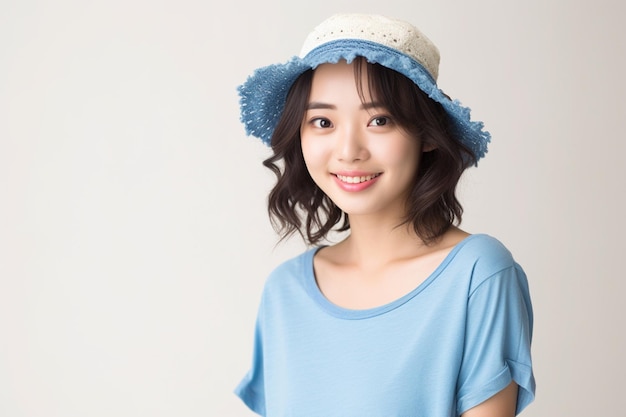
[{"left": 300, "top": 14, "right": 440, "bottom": 80}]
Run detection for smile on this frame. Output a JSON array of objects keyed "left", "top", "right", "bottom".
[{"left": 335, "top": 173, "right": 381, "bottom": 184}]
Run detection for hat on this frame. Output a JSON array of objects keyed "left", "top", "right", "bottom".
[{"left": 238, "top": 13, "right": 490, "bottom": 161}]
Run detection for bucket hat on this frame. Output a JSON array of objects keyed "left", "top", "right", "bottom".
[{"left": 238, "top": 13, "right": 490, "bottom": 161}]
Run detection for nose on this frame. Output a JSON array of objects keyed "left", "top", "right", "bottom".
[{"left": 334, "top": 125, "right": 369, "bottom": 162}]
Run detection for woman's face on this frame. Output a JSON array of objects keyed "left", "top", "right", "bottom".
[{"left": 300, "top": 60, "right": 422, "bottom": 221}]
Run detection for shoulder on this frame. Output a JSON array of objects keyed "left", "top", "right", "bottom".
[
  {"left": 261, "top": 247, "right": 319, "bottom": 293},
  {"left": 453, "top": 234, "right": 525, "bottom": 291},
  {"left": 457, "top": 234, "right": 515, "bottom": 266},
  {"left": 267, "top": 247, "right": 316, "bottom": 276},
  {"left": 256, "top": 248, "right": 323, "bottom": 319}
]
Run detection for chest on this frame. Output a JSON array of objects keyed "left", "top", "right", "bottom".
[
  {"left": 313, "top": 250, "right": 451, "bottom": 310},
  {"left": 261, "top": 287, "right": 468, "bottom": 417}
]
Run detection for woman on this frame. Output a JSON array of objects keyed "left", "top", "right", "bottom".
[{"left": 234, "top": 13, "right": 535, "bottom": 417}]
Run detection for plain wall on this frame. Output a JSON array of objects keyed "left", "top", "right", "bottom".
[{"left": 1, "top": 0, "right": 624, "bottom": 415}]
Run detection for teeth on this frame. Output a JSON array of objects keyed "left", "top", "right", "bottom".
[{"left": 336, "top": 173, "right": 380, "bottom": 184}]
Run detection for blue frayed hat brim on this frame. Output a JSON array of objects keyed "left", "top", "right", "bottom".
[{"left": 238, "top": 39, "right": 490, "bottom": 162}]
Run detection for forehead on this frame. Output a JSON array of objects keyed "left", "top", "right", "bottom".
[{"left": 309, "top": 60, "right": 374, "bottom": 102}]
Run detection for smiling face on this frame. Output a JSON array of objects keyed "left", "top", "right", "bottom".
[{"left": 300, "top": 60, "right": 423, "bottom": 221}]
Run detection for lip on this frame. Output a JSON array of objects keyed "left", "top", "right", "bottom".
[{"left": 332, "top": 171, "right": 382, "bottom": 192}]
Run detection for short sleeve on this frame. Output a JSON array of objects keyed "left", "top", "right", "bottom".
[
  {"left": 234, "top": 299, "right": 266, "bottom": 416},
  {"left": 456, "top": 265, "right": 535, "bottom": 415}
]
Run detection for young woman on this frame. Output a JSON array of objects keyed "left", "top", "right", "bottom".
[{"left": 234, "top": 13, "right": 535, "bottom": 417}]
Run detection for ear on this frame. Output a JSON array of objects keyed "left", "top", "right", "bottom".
[{"left": 422, "top": 143, "right": 437, "bottom": 152}]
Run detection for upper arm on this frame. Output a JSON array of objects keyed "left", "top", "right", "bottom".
[
  {"left": 456, "top": 264, "right": 535, "bottom": 414},
  {"left": 461, "top": 382, "right": 518, "bottom": 417}
]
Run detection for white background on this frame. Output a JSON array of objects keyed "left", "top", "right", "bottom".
[{"left": 1, "top": 0, "right": 624, "bottom": 416}]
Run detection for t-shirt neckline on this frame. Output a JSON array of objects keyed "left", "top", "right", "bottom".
[{"left": 302, "top": 234, "right": 484, "bottom": 320}]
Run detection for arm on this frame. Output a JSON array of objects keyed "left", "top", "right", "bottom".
[{"left": 461, "top": 381, "right": 518, "bottom": 417}]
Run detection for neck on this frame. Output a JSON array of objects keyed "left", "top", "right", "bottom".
[{"left": 339, "top": 214, "right": 429, "bottom": 267}]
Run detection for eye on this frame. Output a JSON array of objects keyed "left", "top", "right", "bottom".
[
  {"left": 311, "top": 117, "right": 333, "bottom": 128},
  {"left": 368, "top": 116, "right": 390, "bottom": 127}
]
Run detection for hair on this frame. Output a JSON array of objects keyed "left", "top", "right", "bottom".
[{"left": 263, "top": 57, "right": 476, "bottom": 246}]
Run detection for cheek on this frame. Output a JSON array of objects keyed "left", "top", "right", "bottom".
[
  {"left": 300, "top": 143, "right": 318, "bottom": 184},
  {"left": 300, "top": 137, "right": 313, "bottom": 170},
  {"left": 372, "top": 140, "right": 420, "bottom": 168},
  {"left": 300, "top": 137, "right": 328, "bottom": 171}
]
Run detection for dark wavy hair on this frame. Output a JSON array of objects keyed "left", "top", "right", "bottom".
[{"left": 262, "top": 57, "right": 476, "bottom": 245}]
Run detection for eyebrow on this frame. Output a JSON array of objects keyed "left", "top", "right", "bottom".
[
  {"left": 306, "top": 102, "right": 336, "bottom": 110},
  {"left": 305, "top": 101, "right": 385, "bottom": 110}
]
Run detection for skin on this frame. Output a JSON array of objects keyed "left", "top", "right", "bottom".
[
  {"left": 300, "top": 61, "right": 519, "bottom": 417},
  {"left": 462, "top": 382, "right": 518, "bottom": 417}
]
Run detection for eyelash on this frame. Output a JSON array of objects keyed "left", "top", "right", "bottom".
[
  {"left": 308, "top": 115, "right": 393, "bottom": 129},
  {"left": 310, "top": 118, "right": 333, "bottom": 128},
  {"left": 368, "top": 116, "right": 391, "bottom": 127}
]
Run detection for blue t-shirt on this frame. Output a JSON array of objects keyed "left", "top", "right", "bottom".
[{"left": 235, "top": 234, "right": 535, "bottom": 416}]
